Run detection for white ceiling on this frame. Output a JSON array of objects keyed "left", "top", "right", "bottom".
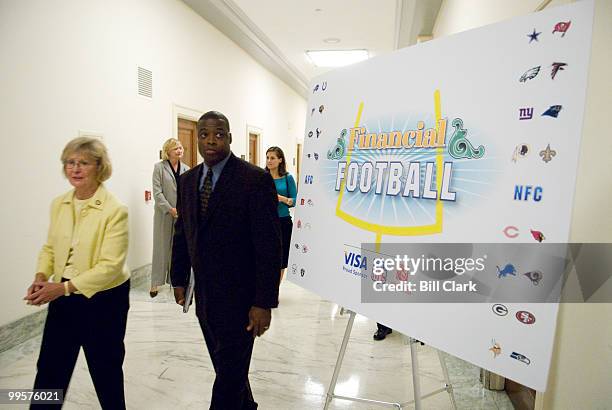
[
  {"left": 183, "top": 0, "right": 442, "bottom": 97},
  {"left": 231, "top": 0, "right": 398, "bottom": 80}
]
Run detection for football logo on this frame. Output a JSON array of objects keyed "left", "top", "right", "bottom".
[{"left": 516, "top": 311, "right": 536, "bottom": 325}]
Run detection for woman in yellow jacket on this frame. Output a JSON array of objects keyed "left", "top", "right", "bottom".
[{"left": 24, "top": 137, "right": 130, "bottom": 409}]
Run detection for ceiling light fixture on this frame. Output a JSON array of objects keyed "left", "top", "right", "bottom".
[
  {"left": 306, "top": 49, "right": 369, "bottom": 68},
  {"left": 323, "top": 38, "right": 341, "bottom": 44}
]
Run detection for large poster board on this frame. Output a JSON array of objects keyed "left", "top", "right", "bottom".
[{"left": 288, "top": 1, "right": 594, "bottom": 391}]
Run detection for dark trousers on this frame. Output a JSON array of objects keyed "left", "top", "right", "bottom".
[
  {"left": 31, "top": 280, "right": 130, "bottom": 410},
  {"left": 377, "top": 322, "right": 391, "bottom": 332},
  {"left": 279, "top": 216, "right": 293, "bottom": 269},
  {"left": 198, "top": 313, "right": 257, "bottom": 410}
]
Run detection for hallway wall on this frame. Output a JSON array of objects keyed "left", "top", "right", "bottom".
[{"left": 0, "top": 0, "right": 306, "bottom": 326}]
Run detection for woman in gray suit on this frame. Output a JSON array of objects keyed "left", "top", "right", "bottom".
[{"left": 151, "top": 138, "right": 189, "bottom": 297}]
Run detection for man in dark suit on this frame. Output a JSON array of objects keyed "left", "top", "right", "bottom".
[{"left": 171, "top": 111, "right": 282, "bottom": 409}]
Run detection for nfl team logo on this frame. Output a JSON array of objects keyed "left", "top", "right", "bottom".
[{"left": 516, "top": 311, "right": 536, "bottom": 325}]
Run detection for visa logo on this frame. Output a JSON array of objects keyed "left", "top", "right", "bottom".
[{"left": 344, "top": 252, "right": 367, "bottom": 269}]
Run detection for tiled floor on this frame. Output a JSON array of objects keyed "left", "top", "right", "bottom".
[{"left": 0, "top": 280, "right": 512, "bottom": 409}]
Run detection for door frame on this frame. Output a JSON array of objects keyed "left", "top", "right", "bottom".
[
  {"left": 246, "top": 124, "right": 263, "bottom": 167},
  {"left": 172, "top": 103, "right": 204, "bottom": 163}
]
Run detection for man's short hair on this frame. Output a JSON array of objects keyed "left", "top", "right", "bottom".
[{"left": 198, "top": 111, "right": 230, "bottom": 132}]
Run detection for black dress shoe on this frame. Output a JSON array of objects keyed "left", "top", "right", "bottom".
[
  {"left": 373, "top": 328, "right": 392, "bottom": 341},
  {"left": 149, "top": 290, "right": 158, "bottom": 298}
]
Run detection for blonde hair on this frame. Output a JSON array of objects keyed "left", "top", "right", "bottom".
[
  {"left": 61, "top": 137, "right": 112, "bottom": 182},
  {"left": 161, "top": 138, "right": 182, "bottom": 161}
]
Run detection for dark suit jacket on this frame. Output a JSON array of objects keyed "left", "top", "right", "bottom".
[{"left": 170, "top": 153, "right": 282, "bottom": 320}]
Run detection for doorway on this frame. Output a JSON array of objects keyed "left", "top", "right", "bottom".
[
  {"left": 177, "top": 118, "right": 198, "bottom": 168},
  {"left": 246, "top": 125, "right": 262, "bottom": 167},
  {"left": 248, "top": 133, "right": 259, "bottom": 166}
]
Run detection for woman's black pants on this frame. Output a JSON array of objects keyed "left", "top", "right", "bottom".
[{"left": 31, "top": 279, "right": 130, "bottom": 409}]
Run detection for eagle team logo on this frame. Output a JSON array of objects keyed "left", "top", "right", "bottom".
[{"left": 520, "top": 66, "right": 540, "bottom": 82}]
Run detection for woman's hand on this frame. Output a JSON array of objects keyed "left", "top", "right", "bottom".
[
  {"left": 25, "top": 273, "right": 46, "bottom": 301},
  {"left": 169, "top": 208, "right": 178, "bottom": 218},
  {"left": 277, "top": 195, "right": 293, "bottom": 206},
  {"left": 24, "top": 282, "right": 65, "bottom": 306}
]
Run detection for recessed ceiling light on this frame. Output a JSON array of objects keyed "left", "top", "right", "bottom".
[
  {"left": 306, "top": 49, "right": 369, "bottom": 68},
  {"left": 323, "top": 38, "right": 341, "bottom": 44}
]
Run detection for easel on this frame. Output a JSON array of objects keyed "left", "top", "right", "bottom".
[{"left": 323, "top": 309, "right": 457, "bottom": 410}]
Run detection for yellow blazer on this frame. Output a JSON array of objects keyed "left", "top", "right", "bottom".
[{"left": 37, "top": 184, "right": 130, "bottom": 298}]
